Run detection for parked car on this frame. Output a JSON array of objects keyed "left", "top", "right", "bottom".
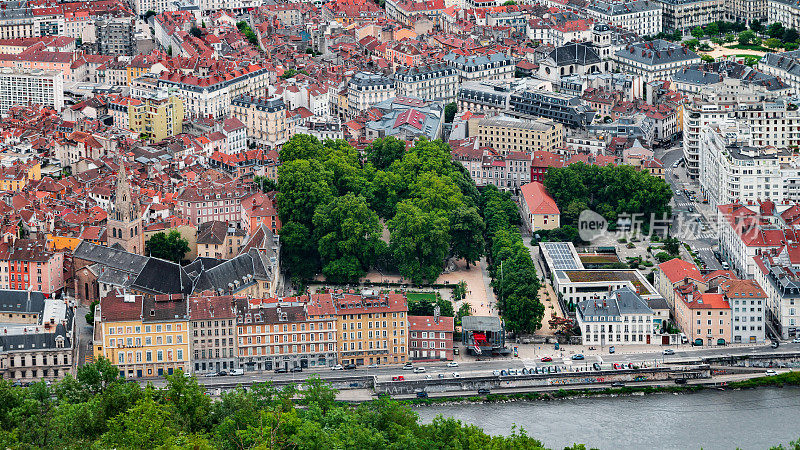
[
  {"left": 592, "top": 362, "right": 601, "bottom": 371},
  {"left": 331, "top": 364, "right": 344, "bottom": 370},
  {"left": 203, "top": 372, "right": 219, "bottom": 377},
  {"left": 344, "top": 364, "right": 357, "bottom": 370},
  {"left": 368, "top": 364, "right": 379, "bottom": 369},
  {"left": 452, "top": 372, "right": 461, "bottom": 378},
  {"left": 663, "top": 348, "right": 675, "bottom": 355},
  {"left": 492, "top": 370, "right": 501, "bottom": 376},
  {"left": 540, "top": 356, "right": 553, "bottom": 362},
  {"left": 571, "top": 354, "right": 584, "bottom": 360},
  {"left": 507, "top": 369, "right": 518, "bottom": 376},
  {"left": 402, "top": 363, "right": 414, "bottom": 370},
  {"left": 413, "top": 367, "right": 426, "bottom": 373},
  {"left": 446, "top": 362, "right": 459, "bottom": 367},
  {"left": 274, "top": 367, "right": 288, "bottom": 374},
  {"left": 229, "top": 369, "right": 244, "bottom": 376},
  {"left": 290, "top": 367, "right": 303, "bottom": 373},
  {"left": 766, "top": 369, "right": 778, "bottom": 376},
  {"left": 391, "top": 375, "right": 405, "bottom": 381},
  {"left": 674, "top": 378, "right": 687, "bottom": 385},
  {"left": 217, "top": 370, "right": 228, "bottom": 376},
  {"left": 416, "top": 391, "right": 428, "bottom": 398},
  {"left": 477, "top": 388, "right": 491, "bottom": 395},
  {"left": 771, "top": 341, "right": 780, "bottom": 349},
  {"left": 425, "top": 374, "right": 432, "bottom": 380},
  {"left": 438, "top": 373, "right": 445, "bottom": 379},
  {"left": 609, "top": 346, "right": 616, "bottom": 354},
  {"left": 611, "top": 382, "right": 625, "bottom": 387},
  {"left": 793, "top": 337, "right": 800, "bottom": 344}
]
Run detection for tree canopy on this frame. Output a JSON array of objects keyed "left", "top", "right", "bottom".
[
  {"left": 277, "top": 134, "right": 484, "bottom": 285},
  {"left": 0, "top": 360, "right": 547, "bottom": 449},
  {"left": 145, "top": 230, "right": 190, "bottom": 263}
]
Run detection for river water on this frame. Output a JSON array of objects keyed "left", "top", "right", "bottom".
[{"left": 415, "top": 388, "right": 800, "bottom": 449}]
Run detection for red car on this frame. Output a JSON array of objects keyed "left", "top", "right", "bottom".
[
  {"left": 540, "top": 356, "right": 553, "bottom": 362},
  {"left": 391, "top": 375, "right": 405, "bottom": 381}
]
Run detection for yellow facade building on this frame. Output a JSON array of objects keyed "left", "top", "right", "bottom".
[
  {"left": 109, "top": 94, "right": 184, "bottom": 142},
  {"left": 96, "top": 292, "right": 190, "bottom": 378}
]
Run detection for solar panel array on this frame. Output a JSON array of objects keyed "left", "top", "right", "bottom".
[{"left": 542, "top": 242, "right": 581, "bottom": 270}]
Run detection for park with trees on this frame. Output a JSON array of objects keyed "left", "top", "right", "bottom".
[{"left": 0, "top": 358, "right": 546, "bottom": 449}]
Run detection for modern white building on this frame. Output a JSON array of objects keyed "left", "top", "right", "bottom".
[
  {"left": 720, "top": 279, "right": 767, "bottom": 344},
  {"left": 0, "top": 68, "right": 64, "bottom": 116},
  {"left": 754, "top": 248, "right": 800, "bottom": 340},
  {"left": 614, "top": 39, "right": 700, "bottom": 82},
  {"left": 347, "top": 72, "right": 396, "bottom": 118},
  {"left": 442, "top": 52, "right": 516, "bottom": 83},
  {"left": 394, "top": 64, "right": 459, "bottom": 104}
]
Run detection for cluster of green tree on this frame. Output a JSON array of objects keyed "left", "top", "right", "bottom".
[
  {"left": 0, "top": 358, "right": 547, "bottom": 449},
  {"left": 653, "top": 236, "right": 681, "bottom": 263},
  {"left": 444, "top": 102, "right": 457, "bottom": 123},
  {"left": 407, "top": 294, "right": 455, "bottom": 317},
  {"left": 145, "top": 230, "right": 191, "bottom": 264},
  {"left": 253, "top": 175, "right": 278, "bottom": 192},
  {"left": 236, "top": 21, "right": 259, "bottom": 47},
  {"left": 534, "top": 226, "right": 585, "bottom": 245},
  {"left": 281, "top": 68, "right": 311, "bottom": 79},
  {"left": 544, "top": 163, "right": 672, "bottom": 232},
  {"left": 691, "top": 20, "right": 747, "bottom": 40},
  {"left": 277, "top": 134, "right": 484, "bottom": 287},
  {"left": 189, "top": 26, "right": 202, "bottom": 38},
  {"left": 480, "top": 186, "right": 544, "bottom": 334},
  {"left": 644, "top": 30, "right": 683, "bottom": 42}
]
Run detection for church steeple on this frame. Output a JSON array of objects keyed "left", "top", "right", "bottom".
[{"left": 107, "top": 162, "right": 144, "bottom": 254}]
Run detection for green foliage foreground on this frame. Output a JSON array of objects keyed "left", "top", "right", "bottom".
[{"left": 0, "top": 359, "right": 545, "bottom": 449}]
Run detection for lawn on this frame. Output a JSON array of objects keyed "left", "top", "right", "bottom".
[
  {"left": 579, "top": 254, "right": 620, "bottom": 264},
  {"left": 563, "top": 270, "right": 652, "bottom": 295},
  {"left": 406, "top": 292, "right": 437, "bottom": 302},
  {"left": 735, "top": 54, "right": 762, "bottom": 60},
  {"left": 724, "top": 43, "right": 769, "bottom": 51}
]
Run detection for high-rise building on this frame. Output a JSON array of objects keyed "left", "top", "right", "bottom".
[{"left": 0, "top": 68, "right": 63, "bottom": 116}]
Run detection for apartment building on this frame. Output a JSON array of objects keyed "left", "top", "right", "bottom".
[
  {"left": 586, "top": 0, "right": 663, "bottom": 37},
  {"left": 156, "top": 66, "right": 271, "bottom": 120},
  {"left": 95, "top": 17, "right": 134, "bottom": 56},
  {"left": 767, "top": 0, "right": 800, "bottom": 31},
  {"left": 236, "top": 297, "right": 339, "bottom": 371},
  {"left": 655, "top": 0, "right": 725, "bottom": 31},
  {"left": 508, "top": 90, "right": 597, "bottom": 128},
  {"left": 476, "top": 116, "right": 564, "bottom": 155},
  {"left": 720, "top": 279, "right": 767, "bottom": 343},
  {"left": 451, "top": 140, "right": 533, "bottom": 191},
  {"left": 176, "top": 184, "right": 253, "bottom": 226},
  {"left": 576, "top": 287, "right": 657, "bottom": 345},
  {"left": 673, "top": 284, "right": 731, "bottom": 346},
  {"left": 0, "top": 239, "right": 65, "bottom": 295},
  {"left": 96, "top": 291, "right": 190, "bottom": 378},
  {"left": 0, "top": 291, "right": 76, "bottom": 383},
  {"left": 614, "top": 40, "right": 701, "bottom": 82},
  {"left": 189, "top": 294, "right": 237, "bottom": 374},
  {"left": 655, "top": 257, "right": 708, "bottom": 309},
  {"left": 347, "top": 72, "right": 396, "bottom": 117},
  {"left": 759, "top": 50, "right": 800, "bottom": 94},
  {"left": 394, "top": 64, "right": 459, "bottom": 104},
  {"left": 442, "top": 52, "right": 515, "bottom": 83},
  {"left": 334, "top": 292, "right": 409, "bottom": 366},
  {"left": 0, "top": 68, "right": 64, "bottom": 116},
  {"left": 754, "top": 247, "right": 800, "bottom": 339},
  {"left": 196, "top": 221, "right": 245, "bottom": 259},
  {"left": 109, "top": 93, "right": 185, "bottom": 142},
  {"left": 729, "top": 0, "right": 767, "bottom": 22},
  {"left": 682, "top": 80, "right": 797, "bottom": 179},
  {"left": 408, "top": 315, "right": 454, "bottom": 361},
  {"left": 230, "top": 95, "right": 293, "bottom": 148}
]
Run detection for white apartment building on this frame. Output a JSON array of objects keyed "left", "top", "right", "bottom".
[
  {"left": 656, "top": 0, "right": 725, "bottom": 32},
  {"left": 231, "top": 95, "right": 293, "bottom": 148},
  {"left": 721, "top": 279, "right": 767, "bottom": 344},
  {"left": 586, "top": 0, "right": 662, "bottom": 37},
  {"left": 614, "top": 39, "right": 701, "bottom": 82},
  {"left": 683, "top": 80, "right": 800, "bottom": 179},
  {"left": 576, "top": 287, "right": 657, "bottom": 346},
  {"left": 0, "top": 68, "right": 64, "bottom": 116},
  {"left": 754, "top": 248, "right": 800, "bottom": 340},
  {"left": 442, "top": 52, "right": 516, "bottom": 83},
  {"left": 157, "top": 66, "right": 270, "bottom": 119},
  {"left": 767, "top": 0, "right": 800, "bottom": 31},
  {"left": 347, "top": 72, "right": 395, "bottom": 118},
  {"left": 394, "top": 64, "right": 459, "bottom": 104}
]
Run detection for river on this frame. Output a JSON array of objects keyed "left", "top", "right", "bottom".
[{"left": 415, "top": 387, "right": 800, "bottom": 449}]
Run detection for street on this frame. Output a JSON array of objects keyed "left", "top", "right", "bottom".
[{"left": 659, "top": 146, "right": 722, "bottom": 271}]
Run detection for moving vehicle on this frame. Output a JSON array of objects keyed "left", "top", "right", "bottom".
[
  {"left": 492, "top": 370, "right": 501, "bottom": 376},
  {"left": 609, "top": 346, "right": 616, "bottom": 354},
  {"left": 477, "top": 388, "right": 491, "bottom": 395},
  {"left": 274, "top": 367, "right": 288, "bottom": 374},
  {"left": 229, "top": 369, "right": 244, "bottom": 376},
  {"left": 413, "top": 367, "right": 426, "bottom": 373},
  {"left": 446, "top": 362, "right": 459, "bottom": 367},
  {"left": 203, "top": 372, "right": 219, "bottom": 377},
  {"left": 721, "top": 261, "right": 729, "bottom": 270},
  {"left": 793, "top": 337, "right": 800, "bottom": 343},
  {"left": 663, "top": 348, "right": 675, "bottom": 355},
  {"left": 290, "top": 367, "right": 303, "bottom": 373},
  {"left": 766, "top": 369, "right": 778, "bottom": 376},
  {"left": 611, "top": 382, "right": 625, "bottom": 387},
  {"left": 391, "top": 375, "right": 405, "bottom": 381},
  {"left": 674, "top": 378, "right": 687, "bottom": 385},
  {"left": 771, "top": 341, "right": 780, "bottom": 349},
  {"left": 344, "top": 364, "right": 357, "bottom": 370},
  {"left": 416, "top": 391, "right": 428, "bottom": 398},
  {"left": 452, "top": 372, "right": 461, "bottom": 378},
  {"left": 402, "top": 363, "right": 414, "bottom": 370},
  {"left": 571, "top": 354, "right": 584, "bottom": 360},
  {"left": 331, "top": 365, "right": 344, "bottom": 370},
  {"left": 540, "top": 356, "right": 553, "bottom": 362},
  {"left": 368, "top": 364, "right": 379, "bottom": 369}
]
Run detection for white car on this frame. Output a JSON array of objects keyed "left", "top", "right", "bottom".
[
  {"left": 368, "top": 364, "right": 379, "bottom": 369},
  {"left": 331, "top": 364, "right": 344, "bottom": 370},
  {"left": 793, "top": 338, "right": 800, "bottom": 343},
  {"left": 451, "top": 372, "right": 461, "bottom": 378},
  {"left": 229, "top": 369, "right": 244, "bottom": 376},
  {"left": 766, "top": 369, "right": 778, "bottom": 376},
  {"left": 413, "top": 367, "right": 426, "bottom": 373},
  {"left": 446, "top": 362, "right": 459, "bottom": 367},
  {"left": 492, "top": 370, "right": 501, "bottom": 376}
]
